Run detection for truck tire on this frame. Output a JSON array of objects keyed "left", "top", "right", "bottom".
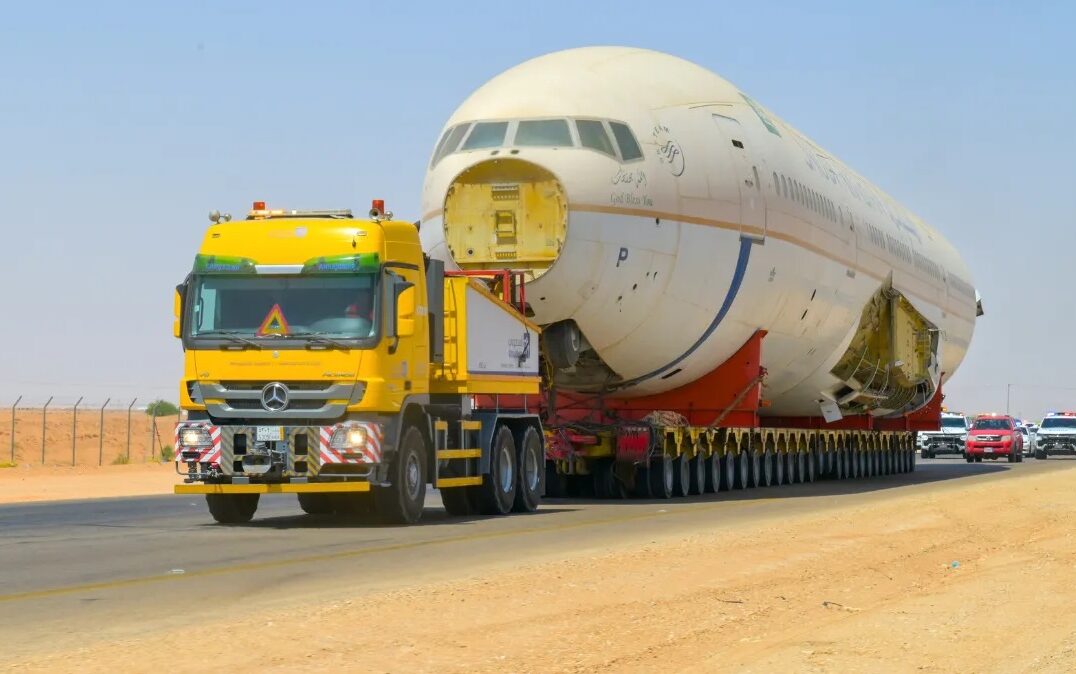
[
  {"left": 593, "top": 460, "right": 617, "bottom": 499},
  {"left": 762, "top": 449, "right": 774, "bottom": 487},
  {"left": 735, "top": 452, "right": 749, "bottom": 489},
  {"left": 297, "top": 493, "right": 335, "bottom": 515},
  {"left": 374, "top": 425, "right": 427, "bottom": 525},
  {"left": 648, "top": 455, "right": 675, "bottom": 499},
  {"left": 633, "top": 464, "right": 654, "bottom": 498},
  {"left": 513, "top": 426, "right": 543, "bottom": 512},
  {"left": 479, "top": 426, "right": 518, "bottom": 514},
  {"left": 673, "top": 455, "right": 691, "bottom": 497},
  {"left": 544, "top": 320, "right": 582, "bottom": 369},
  {"left": 749, "top": 450, "right": 762, "bottom": 488},
  {"left": 206, "top": 493, "right": 258, "bottom": 524},
  {"left": 722, "top": 453, "right": 735, "bottom": 491},
  {"left": 774, "top": 451, "right": 785, "bottom": 486}
]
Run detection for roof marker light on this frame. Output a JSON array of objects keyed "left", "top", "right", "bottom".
[{"left": 253, "top": 201, "right": 266, "bottom": 211}]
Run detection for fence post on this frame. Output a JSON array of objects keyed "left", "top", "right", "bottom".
[
  {"left": 98, "top": 398, "right": 110, "bottom": 466},
  {"left": 10, "top": 395, "right": 21, "bottom": 463},
  {"left": 71, "top": 396, "right": 83, "bottom": 466},
  {"left": 41, "top": 396, "right": 53, "bottom": 464},
  {"left": 126, "top": 398, "right": 137, "bottom": 462},
  {"left": 148, "top": 405, "right": 157, "bottom": 463}
]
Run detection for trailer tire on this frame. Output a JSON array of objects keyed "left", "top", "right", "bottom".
[
  {"left": 593, "top": 460, "right": 617, "bottom": 499},
  {"left": 806, "top": 450, "right": 816, "bottom": 482},
  {"left": 673, "top": 455, "right": 692, "bottom": 497},
  {"left": 374, "top": 425, "right": 427, "bottom": 525},
  {"left": 648, "top": 455, "right": 674, "bottom": 499},
  {"left": 774, "top": 451, "right": 785, "bottom": 486},
  {"left": 513, "top": 426, "right": 543, "bottom": 512},
  {"left": 761, "top": 450, "right": 774, "bottom": 487},
  {"left": 689, "top": 453, "right": 707, "bottom": 495},
  {"left": 707, "top": 453, "right": 722, "bottom": 492},
  {"left": 734, "top": 452, "right": 749, "bottom": 489},
  {"left": 479, "top": 425, "right": 518, "bottom": 515},
  {"left": 749, "top": 450, "right": 762, "bottom": 488},
  {"left": 722, "top": 453, "right": 736, "bottom": 491},
  {"left": 206, "top": 493, "right": 258, "bottom": 524}
]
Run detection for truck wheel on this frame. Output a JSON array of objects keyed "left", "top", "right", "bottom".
[
  {"left": 206, "top": 493, "right": 259, "bottom": 524},
  {"left": 544, "top": 320, "right": 582, "bottom": 369},
  {"left": 749, "top": 450, "right": 762, "bottom": 488},
  {"left": 735, "top": 452, "right": 749, "bottom": 489},
  {"left": 721, "top": 453, "right": 735, "bottom": 491},
  {"left": 774, "top": 451, "right": 786, "bottom": 486},
  {"left": 648, "top": 455, "right": 675, "bottom": 499},
  {"left": 673, "top": 455, "right": 691, "bottom": 497},
  {"left": 513, "top": 426, "right": 543, "bottom": 512},
  {"left": 593, "top": 460, "right": 617, "bottom": 499},
  {"left": 761, "top": 450, "right": 774, "bottom": 486},
  {"left": 479, "top": 426, "right": 518, "bottom": 514},
  {"left": 633, "top": 464, "right": 654, "bottom": 498},
  {"left": 374, "top": 425, "right": 427, "bottom": 525},
  {"left": 297, "top": 493, "right": 334, "bottom": 515}
]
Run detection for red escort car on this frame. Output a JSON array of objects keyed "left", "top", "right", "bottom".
[{"left": 965, "top": 414, "right": 1024, "bottom": 463}]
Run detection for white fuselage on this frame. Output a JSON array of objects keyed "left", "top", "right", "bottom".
[{"left": 420, "top": 47, "right": 977, "bottom": 417}]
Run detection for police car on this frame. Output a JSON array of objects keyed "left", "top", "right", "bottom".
[
  {"left": 1034, "top": 412, "right": 1076, "bottom": 459},
  {"left": 919, "top": 411, "right": 969, "bottom": 458}
]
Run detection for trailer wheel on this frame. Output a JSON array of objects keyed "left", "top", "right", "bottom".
[
  {"left": 805, "top": 451, "right": 816, "bottom": 483},
  {"left": 761, "top": 449, "right": 774, "bottom": 487},
  {"left": 648, "top": 455, "right": 674, "bottom": 499},
  {"left": 513, "top": 426, "right": 543, "bottom": 512},
  {"left": 374, "top": 425, "right": 427, "bottom": 525},
  {"left": 706, "top": 453, "right": 722, "bottom": 492},
  {"left": 206, "top": 494, "right": 259, "bottom": 524},
  {"left": 688, "top": 453, "right": 706, "bottom": 495},
  {"left": 773, "top": 451, "right": 785, "bottom": 486},
  {"left": 479, "top": 426, "right": 518, "bottom": 515},
  {"left": 721, "top": 453, "right": 735, "bottom": 491},
  {"left": 593, "top": 460, "right": 617, "bottom": 499},
  {"left": 297, "top": 493, "right": 334, "bottom": 515},
  {"left": 732, "top": 452, "right": 746, "bottom": 489},
  {"left": 749, "top": 450, "right": 762, "bottom": 488}
]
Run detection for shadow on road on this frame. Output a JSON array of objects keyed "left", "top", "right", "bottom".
[
  {"left": 546, "top": 459, "right": 1017, "bottom": 507},
  {"left": 231, "top": 505, "right": 578, "bottom": 530}
]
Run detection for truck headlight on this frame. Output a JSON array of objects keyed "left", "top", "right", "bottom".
[
  {"left": 330, "top": 426, "right": 369, "bottom": 449},
  {"left": 178, "top": 427, "right": 212, "bottom": 447},
  {"left": 960, "top": 433, "right": 967, "bottom": 441}
]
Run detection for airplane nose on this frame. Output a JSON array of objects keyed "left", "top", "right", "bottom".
[{"left": 443, "top": 158, "right": 567, "bottom": 279}]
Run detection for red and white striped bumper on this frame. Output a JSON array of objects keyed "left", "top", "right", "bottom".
[
  {"left": 319, "top": 422, "right": 384, "bottom": 465},
  {"left": 174, "top": 422, "right": 222, "bottom": 466}
]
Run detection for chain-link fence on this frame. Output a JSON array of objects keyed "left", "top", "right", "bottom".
[{"left": 2, "top": 396, "right": 178, "bottom": 466}]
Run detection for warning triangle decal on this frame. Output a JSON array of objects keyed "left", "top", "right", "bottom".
[{"left": 256, "top": 303, "right": 291, "bottom": 336}]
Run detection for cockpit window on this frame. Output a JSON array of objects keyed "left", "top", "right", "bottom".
[
  {"left": 431, "top": 124, "right": 470, "bottom": 166},
  {"left": 515, "top": 119, "right": 573, "bottom": 147},
  {"left": 575, "top": 120, "right": 615, "bottom": 157},
  {"left": 461, "top": 121, "right": 509, "bottom": 150},
  {"left": 609, "top": 122, "right": 643, "bottom": 161}
]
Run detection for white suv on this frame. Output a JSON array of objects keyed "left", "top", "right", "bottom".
[
  {"left": 1034, "top": 414, "right": 1076, "bottom": 459},
  {"left": 920, "top": 413, "right": 970, "bottom": 458}
]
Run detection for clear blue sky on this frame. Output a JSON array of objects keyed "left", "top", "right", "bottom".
[{"left": 1, "top": 1, "right": 1073, "bottom": 418}]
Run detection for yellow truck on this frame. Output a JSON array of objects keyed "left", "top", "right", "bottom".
[{"left": 173, "top": 200, "right": 544, "bottom": 524}]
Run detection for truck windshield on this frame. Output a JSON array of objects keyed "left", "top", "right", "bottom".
[
  {"left": 972, "top": 418, "right": 1011, "bottom": 430},
  {"left": 1041, "top": 417, "right": 1076, "bottom": 429},
  {"left": 188, "top": 274, "right": 378, "bottom": 343},
  {"left": 941, "top": 418, "right": 966, "bottom": 429}
]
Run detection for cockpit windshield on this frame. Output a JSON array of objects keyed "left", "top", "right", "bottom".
[{"left": 429, "top": 117, "right": 644, "bottom": 166}]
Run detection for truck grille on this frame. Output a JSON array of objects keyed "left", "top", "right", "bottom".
[{"left": 200, "top": 381, "right": 364, "bottom": 420}]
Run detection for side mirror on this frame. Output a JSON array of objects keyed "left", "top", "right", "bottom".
[
  {"left": 384, "top": 274, "right": 415, "bottom": 352},
  {"left": 173, "top": 281, "right": 187, "bottom": 339},
  {"left": 397, "top": 285, "right": 416, "bottom": 337}
]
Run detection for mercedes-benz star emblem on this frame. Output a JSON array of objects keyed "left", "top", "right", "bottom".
[{"left": 261, "top": 382, "right": 290, "bottom": 412}]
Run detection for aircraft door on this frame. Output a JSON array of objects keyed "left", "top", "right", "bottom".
[{"left": 711, "top": 113, "right": 766, "bottom": 241}]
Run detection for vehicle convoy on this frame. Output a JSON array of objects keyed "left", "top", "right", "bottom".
[
  {"left": 965, "top": 414, "right": 1023, "bottom": 463},
  {"left": 919, "top": 411, "right": 969, "bottom": 458},
  {"left": 173, "top": 201, "right": 544, "bottom": 524},
  {"left": 418, "top": 47, "right": 980, "bottom": 495},
  {"left": 1034, "top": 412, "right": 1076, "bottom": 459}
]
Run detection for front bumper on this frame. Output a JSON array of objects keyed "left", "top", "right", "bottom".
[
  {"left": 174, "top": 421, "right": 386, "bottom": 482},
  {"left": 925, "top": 437, "right": 965, "bottom": 454},
  {"left": 966, "top": 443, "right": 1014, "bottom": 456}
]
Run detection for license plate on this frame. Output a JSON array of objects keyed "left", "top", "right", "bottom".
[
  {"left": 984, "top": 447, "right": 994, "bottom": 453},
  {"left": 256, "top": 426, "right": 284, "bottom": 442}
]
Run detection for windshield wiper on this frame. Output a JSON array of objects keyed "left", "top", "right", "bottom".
[
  {"left": 199, "top": 330, "right": 263, "bottom": 350},
  {"left": 290, "top": 331, "right": 353, "bottom": 350}
]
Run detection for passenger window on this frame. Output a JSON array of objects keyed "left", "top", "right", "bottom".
[
  {"left": 516, "top": 119, "right": 573, "bottom": 147},
  {"left": 575, "top": 120, "right": 615, "bottom": 156},
  {"left": 609, "top": 122, "right": 643, "bottom": 161},
  {"left": 461, "top": 121, "right": 509, "bottom": 150},
  {"left": 432, "top": 124, "right": 470, "bottom": 165}
]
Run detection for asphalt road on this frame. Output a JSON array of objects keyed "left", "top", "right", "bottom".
[{"left": 0, "top": 456, "right": 1069, "bottom": 662}]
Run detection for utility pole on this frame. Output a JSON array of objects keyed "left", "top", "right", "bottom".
[{"left": 1006, "top": 383, "right": 1012, "bottom": 416}]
